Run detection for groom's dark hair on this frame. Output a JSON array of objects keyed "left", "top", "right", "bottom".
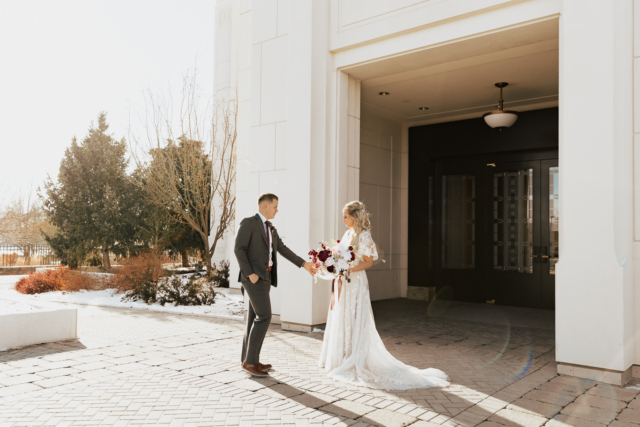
[{"left": 258, "top": 193, "right": 278, "bottom": 205}]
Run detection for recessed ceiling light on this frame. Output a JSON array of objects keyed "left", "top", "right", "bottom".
[
  {"left": 419, "top": 107, "right": 429, "bottom": 110},
  {"left": 378, "top": 92, "right": 390, "bottom": 96}
]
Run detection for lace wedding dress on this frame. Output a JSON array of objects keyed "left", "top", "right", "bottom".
[{"left": 318, "top": 228, "right": 449, "bottom": 390}]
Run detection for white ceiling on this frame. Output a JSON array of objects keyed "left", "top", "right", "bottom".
[{"left": 346, "top": 18, "right": 560, "bottom": 123}]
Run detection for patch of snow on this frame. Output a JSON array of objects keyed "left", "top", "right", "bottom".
[
  {"left": 627, "top": 385, "right": 640, "bottom": 390},
  {"left": 0, "top": 275, "right": 27, "bottom": 290},
  {"left": 311, "top": 328, "right": 324, "bottom": 334},
  {"left": 0, "top": 275, "right": 244, "bottom": 319},
  {"left": 0, "top": 299, "right": 41, "bottom": 314}
]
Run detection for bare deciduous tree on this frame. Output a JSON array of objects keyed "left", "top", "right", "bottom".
[
  {"left": 0, "top": 196, "right": 51, "bottom": 246},
  {"left": 131, "top": 72, "right": 237, "bottom": 271}
]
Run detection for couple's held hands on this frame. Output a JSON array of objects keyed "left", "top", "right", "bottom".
[{"left": 303, "top": 262, "right": 317, "bottom": 276}]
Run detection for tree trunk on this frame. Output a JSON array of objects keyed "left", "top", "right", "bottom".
[
  {"left": 181, "top": 247, "right": 190, "bottom": 267},
  {"left": 201, "top": 234, "right": 212, "bottom": 274},
  {"left": 102, "top": 247, "right": 111, "bottom": 271}
]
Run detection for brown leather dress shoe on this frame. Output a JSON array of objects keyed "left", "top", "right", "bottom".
[
  {"left": 241, "top": 362, "right": 269, "bottom": 377},
  {"left": 258, "top": 363, "right": 273, "bottom": 371}
]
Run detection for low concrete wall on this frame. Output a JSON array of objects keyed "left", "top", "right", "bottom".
[
  {"left": 0, "top": 305, "right": 77, "bottom": 350},
  {"left": 0, "top": 265, "right": 122, "bottom": 276},
  {"left": 0, "top": 266, "right": 38, "bottom": 275}
]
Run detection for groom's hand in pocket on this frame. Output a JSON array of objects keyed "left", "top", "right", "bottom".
[{"left": 248, "top": 273, "right": 259, "bottom": 284}]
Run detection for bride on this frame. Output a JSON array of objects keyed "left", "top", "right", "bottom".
[{"left": 318, "top": 201, "right": 449, "bottom": 390}]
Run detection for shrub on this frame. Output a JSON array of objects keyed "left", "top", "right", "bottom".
[
  {"left": 113, "top": 251, "right": 165, "bottom": 292},
  {"left": 14, "top": 266, "right": 118, "bottom": 294},
  {"left": 211, "top": 260, "right": 230, "bottom": 288},
  {"left": 121, "top": 277, "right": 158, "bottom": 304},
  {"left": 14, "top": 267, "right": 66, "bottom": 294},
  {"left": 114, "top": 251, "right": 166, "bottom": 303},
  {"left": 156, "top": 276, "right": 216, "bottom": 306},
  {"left": 62, "top": 270, "right": 115, "bottom": 292}
]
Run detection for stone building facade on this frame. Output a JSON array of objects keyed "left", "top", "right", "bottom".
[{"left": 213, "top": 0, "right": 640, "bottom": 385}]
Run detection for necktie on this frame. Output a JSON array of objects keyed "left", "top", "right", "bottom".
[
  {"left": 265, "top": 221, "right": 271, "bottom": 248},
  {"left": 265, "top": 221, "right": 272, "bottom": 269}
]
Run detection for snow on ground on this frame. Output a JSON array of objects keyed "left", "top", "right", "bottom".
[
  {"left": 0, "top": 275, "right": 25, "bottom": 290},
  {"left": 0, "top": 299, "right": 42, "bottom": 314},
  {"left": 0, "top": 274, "right": 244, "bottom": 319}
]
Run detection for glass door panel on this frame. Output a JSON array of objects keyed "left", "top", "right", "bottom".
[
  {"left": 492, "top": 169, "right": 534, "bottom": 274},
  {"left": 435, "top": 158, "right": 487, "bottom": 304},
  {"left": 442, "top": 175, "right": 476, "bottom": 270},
  {"left": 549, "top": 167, "right": 559, "bottom": 274},
  {"left": 540, "top": 160, "right": 558, "bottom": 309},
  {"left": 428, "top": 175, "right": 434, "bottom": 269}
]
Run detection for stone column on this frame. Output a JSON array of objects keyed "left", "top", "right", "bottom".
[
  {"left": 279, "top": 0, "right": 333, "bottom": 331},
  {"left": 557, "top": 0, "right": 635, "bottom": 385}
]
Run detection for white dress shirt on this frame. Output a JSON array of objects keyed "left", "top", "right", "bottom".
[{"left": 257, "top": 212, "right": 274, "bottom": 267}]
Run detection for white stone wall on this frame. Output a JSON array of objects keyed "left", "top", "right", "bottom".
[
  {"left": 359, "top": 110, "right": 404, "bottom": 301},
  {"left": 633, "top": 0, "right": 640, "bottom": 367}
]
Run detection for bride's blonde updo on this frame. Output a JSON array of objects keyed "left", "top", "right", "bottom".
[{"left": 343, "top": 201, "right": 371, "bottom": 254}]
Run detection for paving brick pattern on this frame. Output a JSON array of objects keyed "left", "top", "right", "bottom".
[{"left": 0, "top": 298, "right": 639, "bottom": 426}]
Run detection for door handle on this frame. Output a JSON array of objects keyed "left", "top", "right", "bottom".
[{"left": 540, "top": 246, "right": 548, "bottom": 263}]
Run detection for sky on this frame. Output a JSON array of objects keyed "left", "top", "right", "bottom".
[{"left": 0, "top": 0, "right": 216, "bottom": 204}]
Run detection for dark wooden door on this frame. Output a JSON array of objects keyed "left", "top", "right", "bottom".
[
  {"left": 484, "top": 160, "right": 542, "bottom": 308},
  {"left": 431, "top": 155, "right": 557, "bottom": 309}
]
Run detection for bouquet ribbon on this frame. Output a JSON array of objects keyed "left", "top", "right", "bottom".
[{"left": 330, "top": 277, "right": 342, "bottom": 311}]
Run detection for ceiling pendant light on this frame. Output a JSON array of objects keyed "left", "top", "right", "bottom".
[{"left": 483, "top": 82, "right": 518, "bottom": 130}]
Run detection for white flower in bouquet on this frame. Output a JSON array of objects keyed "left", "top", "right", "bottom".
[
  {"left": 337, "top": 259, "right": 349, "bottom": 272},
  {"left": 325, "top": 257, "right": 335, "bottom": 267},
  {"left": 336, "top": 240, "right": 349, "bottom": 252}
]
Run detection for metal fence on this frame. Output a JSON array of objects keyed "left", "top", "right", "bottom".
[{"left": 0, "top": 244, "right": 60, "bottom": 267}]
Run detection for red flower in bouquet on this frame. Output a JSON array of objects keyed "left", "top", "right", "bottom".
[{"left": 318, "top": 250, "right": 330, "bottom": 262}]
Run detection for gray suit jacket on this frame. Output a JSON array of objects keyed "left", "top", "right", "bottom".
[{"left": 234, "top": 214, "right": 305, "bottom": 287}]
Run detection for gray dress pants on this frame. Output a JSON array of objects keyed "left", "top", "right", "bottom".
[{"left": 241, "top": 278, "right": 272, "bottom": 365}]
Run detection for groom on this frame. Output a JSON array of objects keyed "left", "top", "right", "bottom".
[{"left": 234, "top": 193, "right": 316, "bottom": 377}]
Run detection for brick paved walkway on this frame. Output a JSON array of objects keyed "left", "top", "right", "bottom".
[{"left": 1, "top": 298, "right": 639, "bottom": 426}]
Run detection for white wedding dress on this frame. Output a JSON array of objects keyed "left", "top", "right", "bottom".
[{"left": 318, "top": 228, "right": 449, "bottom": 390}]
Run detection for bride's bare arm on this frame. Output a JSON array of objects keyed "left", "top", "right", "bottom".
[{"left": 348, "top": 255, "right": 373, "bottom": 273}]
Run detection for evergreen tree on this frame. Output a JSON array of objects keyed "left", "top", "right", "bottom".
[{"left": 41, "top": 113, "right": 138, "bottom": 270}]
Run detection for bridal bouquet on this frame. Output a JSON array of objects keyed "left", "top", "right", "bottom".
[{"left": 309, "top": 239, "right": 355, "bottom": 283}]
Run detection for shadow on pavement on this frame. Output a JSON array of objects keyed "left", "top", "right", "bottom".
[{"left": 0, "top": 338, "right": 87, "bottom": 363}]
